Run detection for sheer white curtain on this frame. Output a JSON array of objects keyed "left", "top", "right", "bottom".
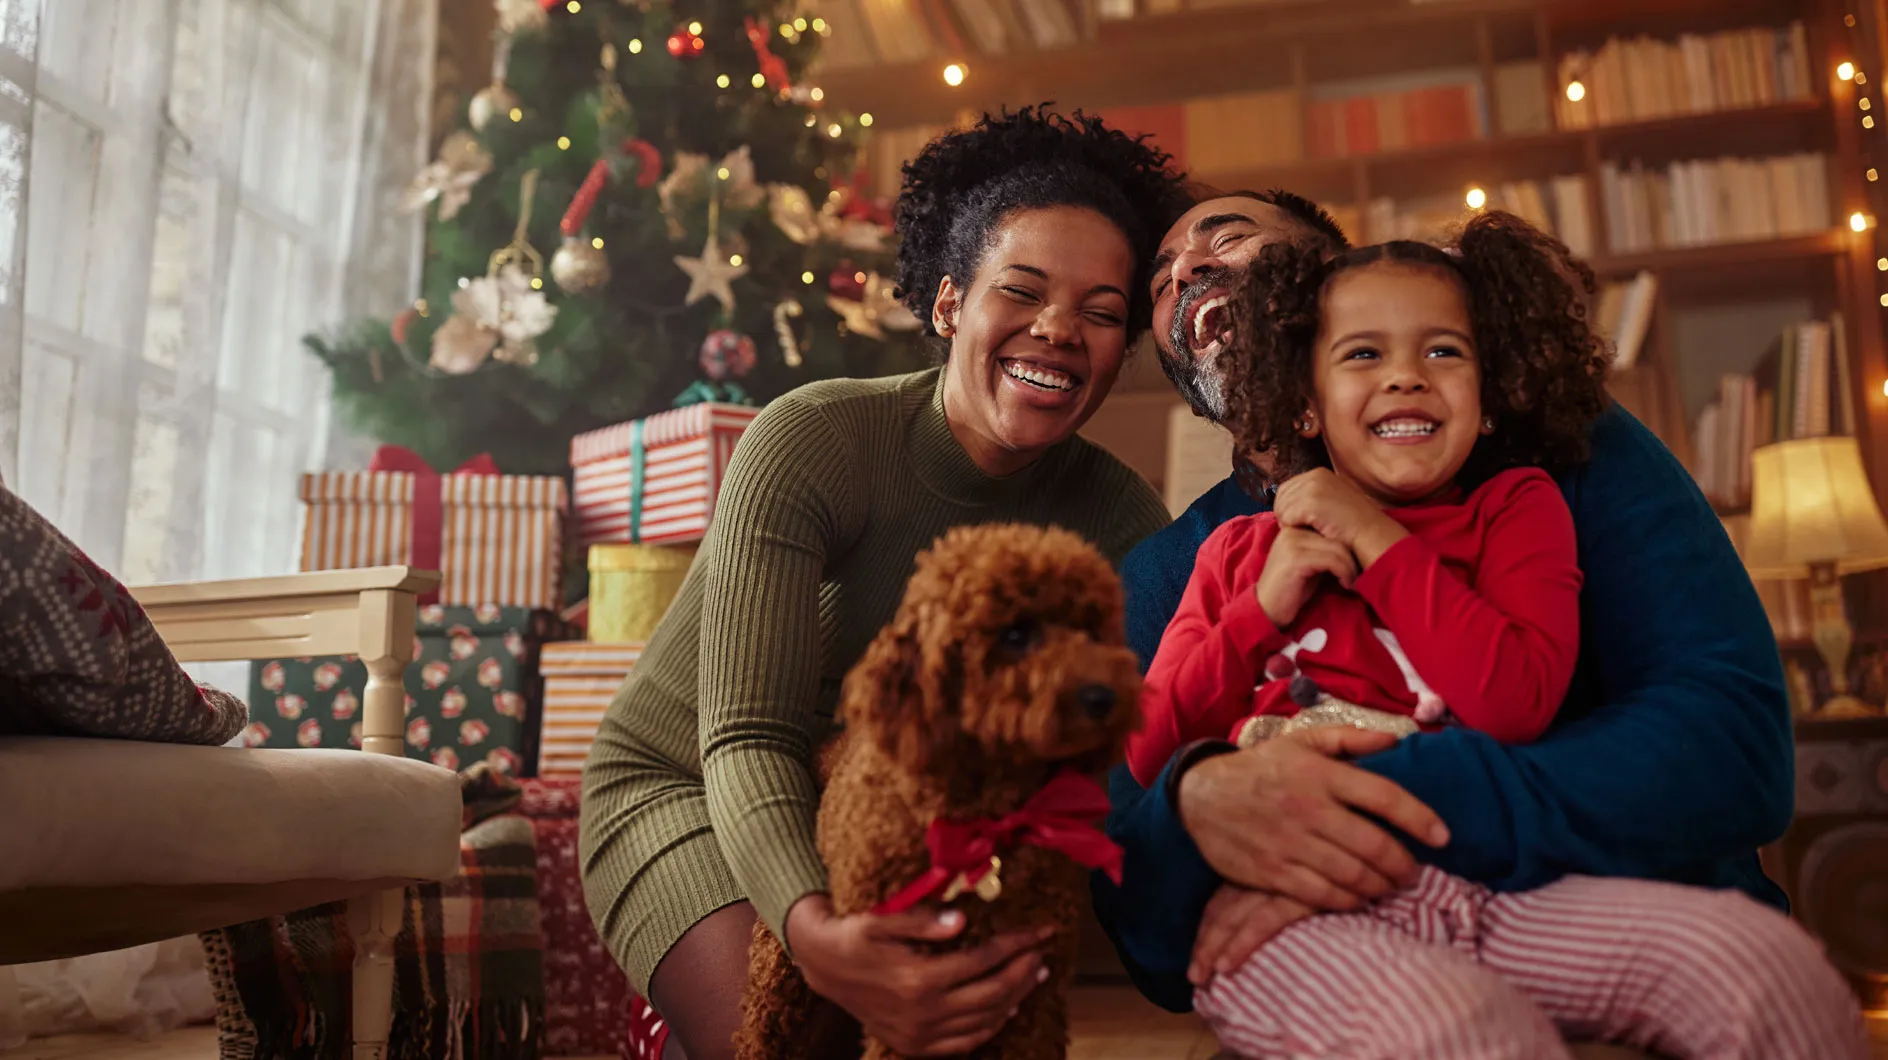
[
  {"left": 0, "top": 0, "right": 436, "bottom": 1042},
  {"left": 0, "top": 0, "right": 435, "bottom": 587}
]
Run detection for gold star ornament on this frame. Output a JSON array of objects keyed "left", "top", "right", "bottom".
[{"left": 674, "top": 233, "right": 748, "bottom": 312}]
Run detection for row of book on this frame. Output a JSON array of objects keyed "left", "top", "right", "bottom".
[
  {"left": 1360, "top": 175, "right": 1595, "bottom": 257},
  {"left": 1599, "top": 152, "right": 1831, "bottom": 255},
  {"left": 1307, "top": 72, "right": 1490, "bottom": 159},
  {"left": 1692, "top": 314, "right": 1854, "bottom": 510},
  {"left": 1553, "top": 22, "right": 1815, "bottom": 129}
]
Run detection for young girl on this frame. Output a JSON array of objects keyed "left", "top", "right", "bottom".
[{"left": 1128, "top": 212, "right": 1868, "bottom": 1059}]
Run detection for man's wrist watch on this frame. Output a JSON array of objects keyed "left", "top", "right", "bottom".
[{"left": 1164, "top": 738, "right": 1239, "bottom": 811}]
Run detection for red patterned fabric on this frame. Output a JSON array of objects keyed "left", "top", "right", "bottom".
[
  {"left": 624, "top": 995, "right": 669, "bottom": 1060},
  {"left": 0, "top": 483, "right": 246, "bottom": 742},
  {"left": 521, "top": 777, "right": 665, "bottom": 1058}
]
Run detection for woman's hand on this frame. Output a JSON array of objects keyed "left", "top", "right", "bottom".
[
  {"left": 1255, "top": 526, "right": 1359, "bottom": 627},
  {"left": 1188, "top": 884, "right": 1314, "bottom": 986},
  {"left": 1177, "top": 728, "right": 1449, "bottom": 911},
  {"left": 1274, "top": 469, "right": 1409, "bottom": 566},
  {"left": 785, "top": 895, "right": 1052, "bottom": 1056}
]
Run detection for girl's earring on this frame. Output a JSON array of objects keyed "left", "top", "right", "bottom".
[
  {"left": 1481, "top": 416, "right": 1496, "bottom": 435},
  {"left": 1296, "top": 414, "right": 1319, "bottom": 437}
]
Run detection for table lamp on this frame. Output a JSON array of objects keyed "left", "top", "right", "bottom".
[{"left": 1745, "top": 436, "right": 1888, "bottom": 717}]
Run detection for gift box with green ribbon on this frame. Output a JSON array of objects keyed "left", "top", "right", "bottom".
[
  {"left": 569, "top": 403, "right": 760, "bottom": 547},
  {"left": 240, "top": 604, "right": 579, "bottom": 776}
]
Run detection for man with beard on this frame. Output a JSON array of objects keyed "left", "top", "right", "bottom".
[{"left": 1092, "top": 189, "right": 1796, "bottom": 1037}]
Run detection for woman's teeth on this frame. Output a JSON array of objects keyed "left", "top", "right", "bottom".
[
  {"left": 1373, "top": 419, "right": 1438, "bottom": 438},
  {"left": 1003, "top": 361, "right": 1077, "bottom": 391}
]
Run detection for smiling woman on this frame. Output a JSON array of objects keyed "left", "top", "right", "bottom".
[{"left": 579, "top": 107, "right": 1189, "bottom": 1060}]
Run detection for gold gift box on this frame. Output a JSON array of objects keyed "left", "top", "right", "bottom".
[{"left": 588, "top": 543, "right": 695, "bottom": 643}]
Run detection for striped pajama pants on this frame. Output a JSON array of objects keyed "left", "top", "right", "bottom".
[{"left": 1195, "top": 867, "right": 1869, "bottom": 1059}]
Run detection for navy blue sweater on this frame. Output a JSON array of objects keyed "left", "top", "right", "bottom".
[{"left": 1094, "top": 405, "right": 1793, "bottom": 1012}]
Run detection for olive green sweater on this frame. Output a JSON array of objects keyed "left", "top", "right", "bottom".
[{"left": 586, "top": 369, "right": 1171, "bottom": 945}]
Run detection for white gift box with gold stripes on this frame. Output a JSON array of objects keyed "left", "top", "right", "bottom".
[
  {"left": 299, "top": 469, "right": 567, "bottom": 610},
  {"left": 569, "top": 403, "right": 760, "bottom": 547},
  {"left": 538, "top": 641, "right": 643, "bottom": 774}
]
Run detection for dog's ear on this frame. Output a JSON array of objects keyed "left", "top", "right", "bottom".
[{"left": 841, "top": 605, "right": 961, "bottom": 775}]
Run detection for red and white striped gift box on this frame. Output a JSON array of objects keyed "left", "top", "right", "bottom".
[
  {"left": 538, "top": 641, "right": 644, "bottom": 774},
  {"left": 299, "top": 470, "right": 567, "bottom": 609},
  {"left": 569, "top": 403, "right": 760, "bottom": 547}
]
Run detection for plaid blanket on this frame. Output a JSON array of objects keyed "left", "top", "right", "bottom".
[{"left": 200, "top": 767, "right": 544, "bottom": 1060}]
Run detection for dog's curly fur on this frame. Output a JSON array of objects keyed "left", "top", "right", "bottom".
[{"left": 735, "top": 523, "right": 1144, "bottom": 1060}]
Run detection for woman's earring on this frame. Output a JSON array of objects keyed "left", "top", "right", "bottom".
[
  {"left": 1296, "top": 413, "right": 1318, "bottom": 437},
  {"left": 1481, "top": 416, "right": 1496, "bottom": 434}
]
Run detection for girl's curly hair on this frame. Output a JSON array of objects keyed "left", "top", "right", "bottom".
[
  {"left": 1220, "top": 210, "right": 1610, "bottom": 497},
  {"left": 893, "top": 105, "right": 1189, "bottom": 347}
]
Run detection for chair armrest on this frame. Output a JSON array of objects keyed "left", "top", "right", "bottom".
[
  {"left": 133, "top": 566, "right": 441, "bottom": 664},
  {"left": 132, "top": 565, "right": 442, "bottom": 758}
]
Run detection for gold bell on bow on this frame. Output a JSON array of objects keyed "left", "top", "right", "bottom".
[{"left": 941, "top": 855, "right": 1003, "bottom": 903}]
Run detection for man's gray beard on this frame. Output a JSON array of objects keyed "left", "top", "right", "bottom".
[{"left": 1162, "top": 270, "right": 1235, "bottom": 422}]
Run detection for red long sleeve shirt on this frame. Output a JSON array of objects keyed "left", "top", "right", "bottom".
[{"left": 1127, "top": 467, "right": 1583, "bottom": 787}]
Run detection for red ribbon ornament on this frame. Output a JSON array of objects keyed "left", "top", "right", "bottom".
[
  {"left": 872, "top": 770, "right": 1123, "bottom": 916},
  {"left": 367, "top": 446, "right": 499, "bottom": 603},
  {"left": 562, "top": 159, "right": 611, "bottom": 236},
  {"left": 744, "top": 17, "right": 790, "bottom": 91}
]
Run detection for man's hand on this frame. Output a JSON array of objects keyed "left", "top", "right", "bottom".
[
  {"left": 1273, "top": 468, "right": 1409, "bottom": 566},
  {"left": 1255, "top": 526, "right": 1359, "bottom": 627},
  {"left": 786, "top": 895, "right": 1051, "bottom": 1056},
  {"left": 1188, "top": 885, "right": 1314, "bottom": 986},
  {"left": 1177, "top": 728, "right": 1449, "bottom": 910}
]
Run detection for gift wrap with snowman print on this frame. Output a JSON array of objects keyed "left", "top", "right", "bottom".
[{"left": 241, "top": 604, "right": 578, "bottom": 775}]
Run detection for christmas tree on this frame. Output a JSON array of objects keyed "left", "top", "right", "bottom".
[{"left": 309, "top": 0, "right": 929, "bottom": 475}]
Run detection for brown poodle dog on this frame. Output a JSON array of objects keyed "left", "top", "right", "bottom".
[{"left": 735, "top": 523, "right": 1143, "bottom": 1060}]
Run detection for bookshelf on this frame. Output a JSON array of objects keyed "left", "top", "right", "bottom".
[{"left": 828, "top": 0, "right": 1888, "bottom": 516}]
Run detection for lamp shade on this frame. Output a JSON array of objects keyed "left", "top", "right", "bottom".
[{"left": 1744, "top": 436, "right": 1888, "bottom": 579}]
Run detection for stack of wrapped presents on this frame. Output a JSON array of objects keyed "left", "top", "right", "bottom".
[
  {"left": 541, "top": 401, "right": 760, "bottom": 774},
  {"left": 252, "top": 402, "right": 759, "bottom": 780}
]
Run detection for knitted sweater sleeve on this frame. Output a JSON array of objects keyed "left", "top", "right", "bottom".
[{"left": 698, "top": 392, "right": 861, "bottom": 941}]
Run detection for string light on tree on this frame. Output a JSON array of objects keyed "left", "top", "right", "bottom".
[
  {"left": 1565, "top": 80, "right": 1586, "bottom": 102},
  {"left": 943, "top": 63, "right": 966, "bottom": 86},
  {"left": 1465, "top": 186, "right": 1487, "bottom": 210},
  {"left": 468, "top": 80, "right": 522, "bottom": 131},
  {"left": 1841, "top": 61, "right": 1857, "bottom": 80},
  {"left": 1854, "top": 212, "right": 1873, "bottom": 233},
  {"left": 860, "top": 112, "right": 874, "bottom": 126},
  {"left": 668, "top": 23, "right": 706, "bottom": 58}
]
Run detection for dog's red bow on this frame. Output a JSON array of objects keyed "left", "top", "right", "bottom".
[{"left": 872, "top": 770, "right": 1123, "bottom": 916}]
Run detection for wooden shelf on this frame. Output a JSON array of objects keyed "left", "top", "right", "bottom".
[
  {"left": 821, "top": 1, "right": 1816, "bottom": 130},
  {"left": 1590, "top": 230, "right": 1852, "bottom": 279},
  {"left": 1193, "top": 103, "right": 1830, "bottom": 204}
]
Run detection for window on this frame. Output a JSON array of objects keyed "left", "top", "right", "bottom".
[{"left": 0, "top": 0, "right": 432, "bottom": 586}]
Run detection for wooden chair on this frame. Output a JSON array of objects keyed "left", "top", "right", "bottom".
[{"left": 0, "top": 566, "right": 461, "bottom": 1060}]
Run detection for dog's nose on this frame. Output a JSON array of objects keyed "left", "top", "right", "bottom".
[{"left": 1076, "top": 684, "right": 1117, "bottom": 720}]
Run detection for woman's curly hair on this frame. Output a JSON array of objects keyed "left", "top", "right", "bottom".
[
  {"left": 1220, "top": 210, "right": 1610, "bottom": 496},
  {"left": 893, "top": 105, "right": 1189, "bottom": 347}
]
